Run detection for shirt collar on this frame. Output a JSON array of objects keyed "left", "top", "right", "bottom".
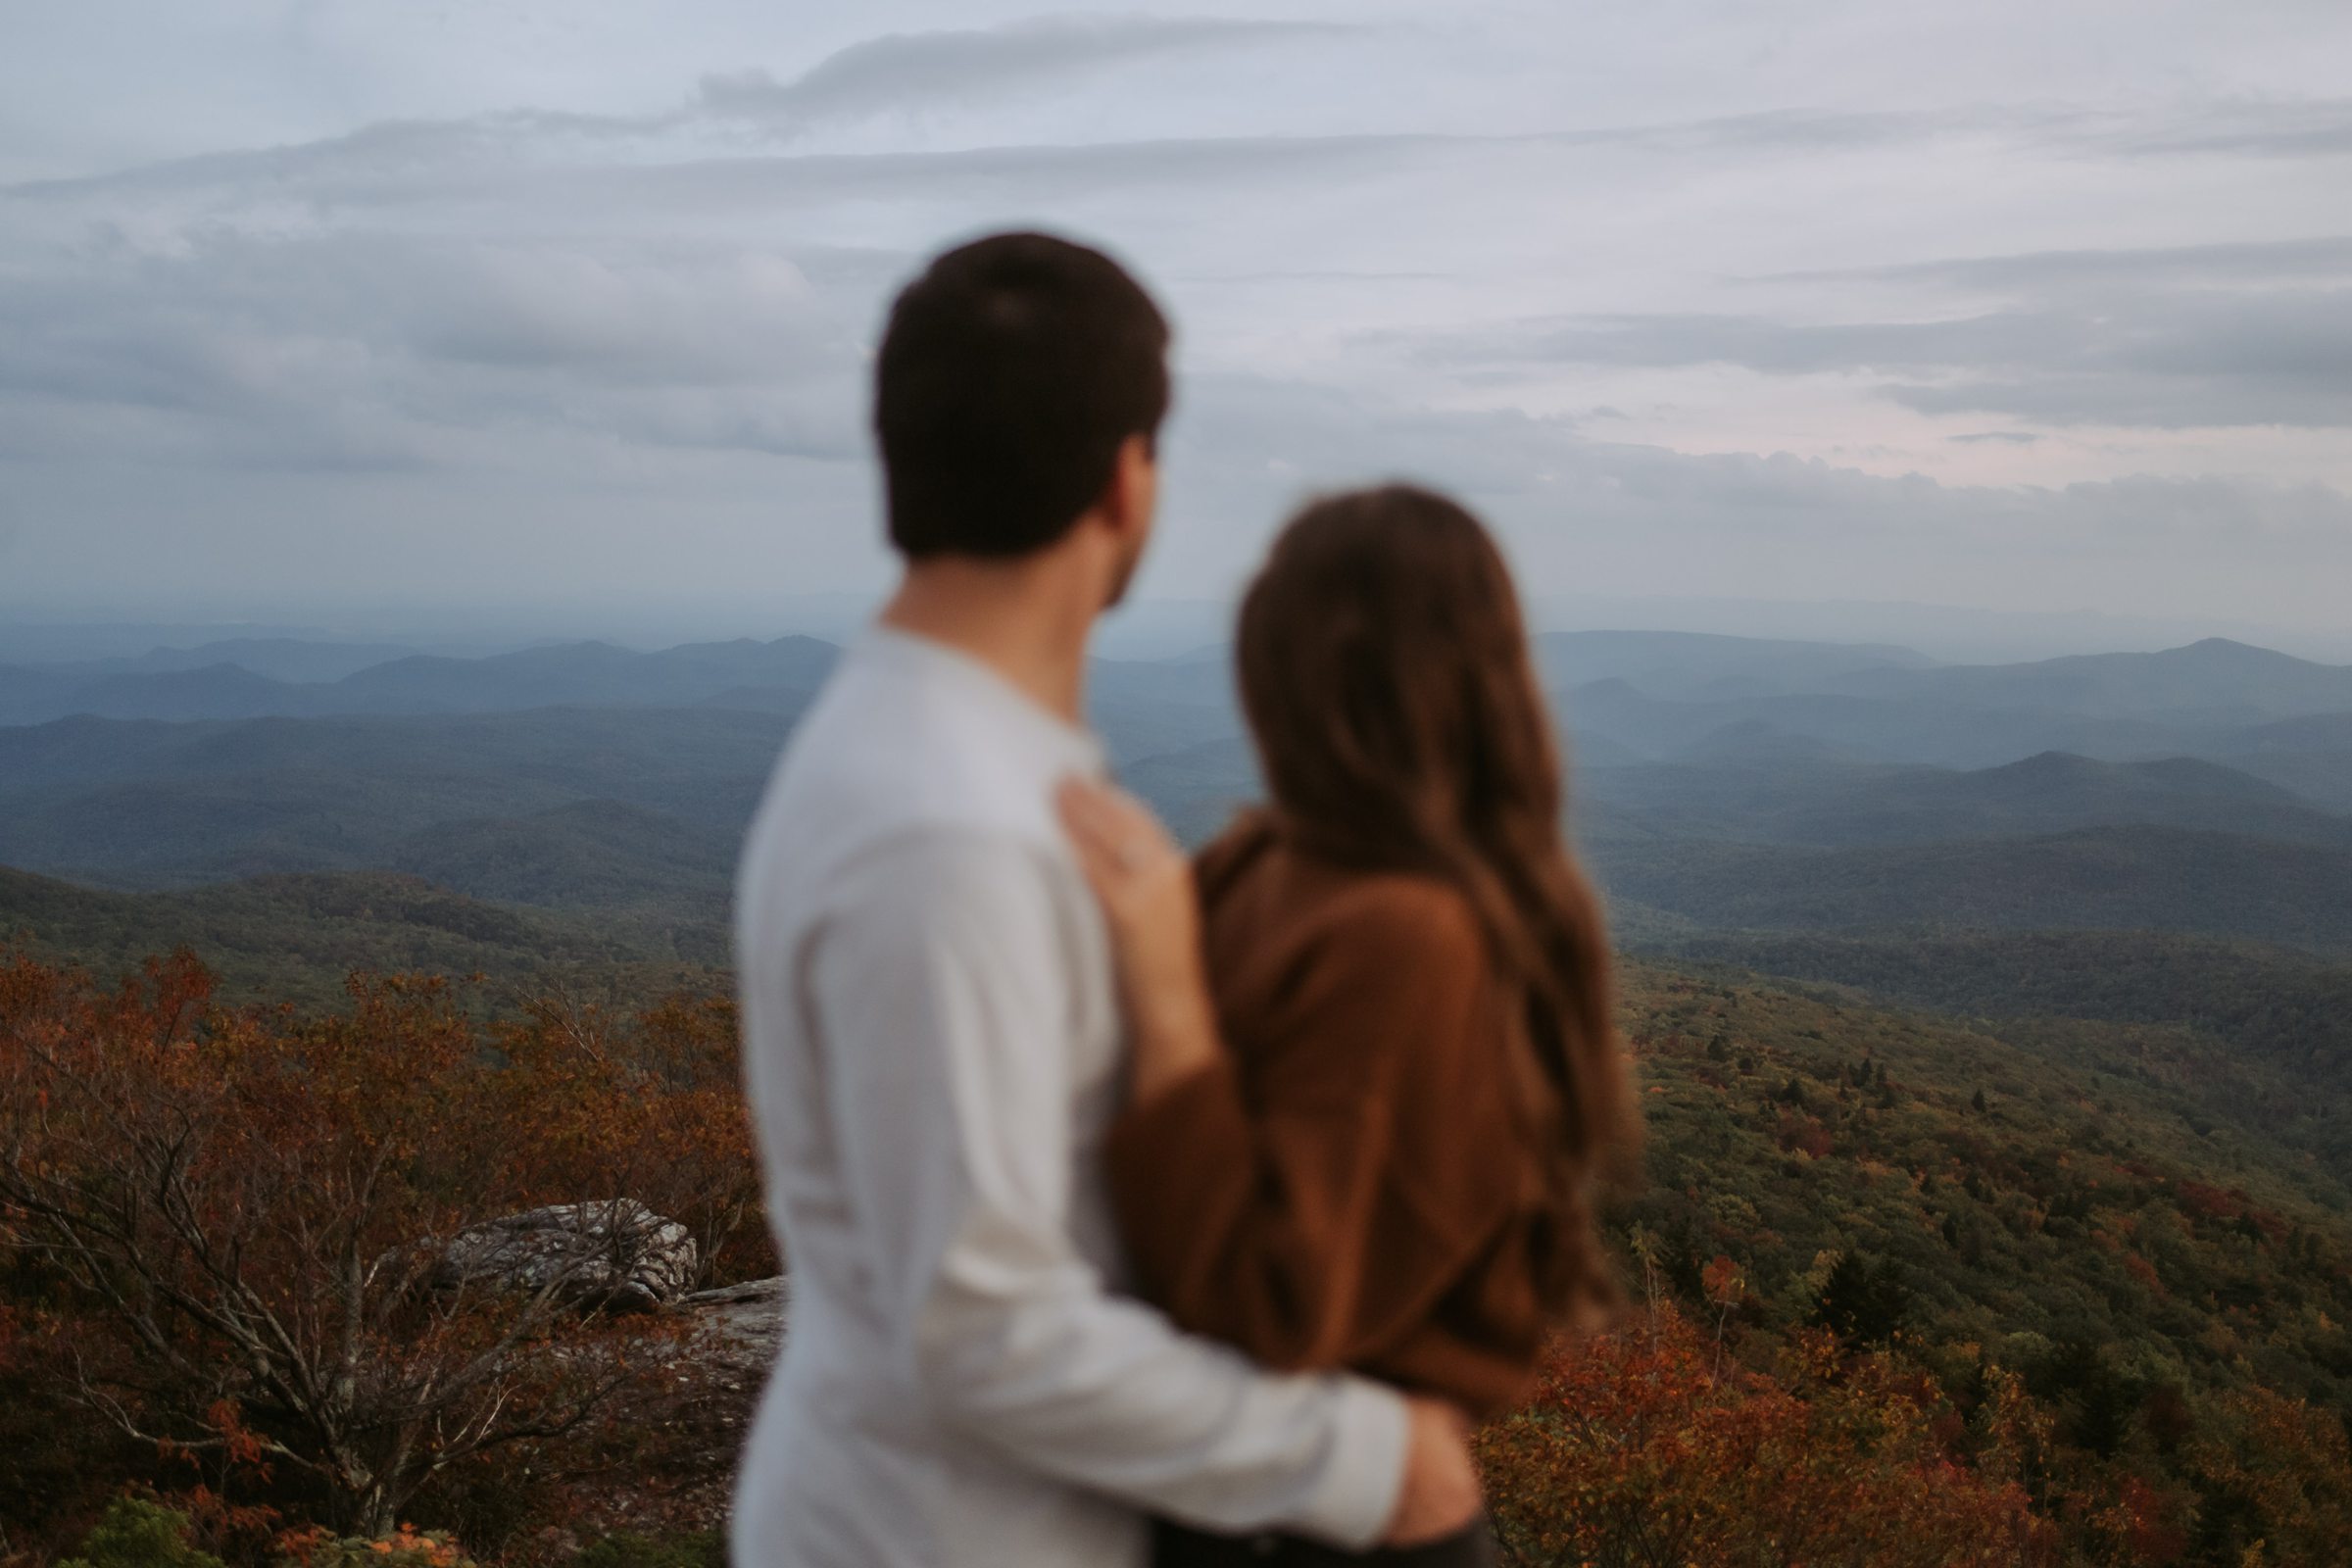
[{"left": 855, "top": 623, "right": 1106, "bottom": 775}]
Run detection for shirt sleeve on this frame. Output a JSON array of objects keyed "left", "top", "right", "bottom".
[
  {"left": 806, "top": 828, "right": 1409, "bottom": 1547},
  {"left": 1101, "top": 880, "right": 1493, "bottom": 1372}
]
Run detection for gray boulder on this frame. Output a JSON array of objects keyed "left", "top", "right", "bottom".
[
  {"left": 682, "top": 1274, "right": 788, "bottom": 1383},
  {"left": 435, "top": 1199, "right": 699, "bottom": 1312}
]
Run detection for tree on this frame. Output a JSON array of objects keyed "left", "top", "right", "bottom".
[
  {"left": 2070, "top": 1360, "right": 2138, "bottom": 1460},
  {"left": 0, "top": 952, "right": 760, "bottom": 1538},
  {"left": 2180, "top": 1385, "right": 2352, "bottom": 1563},
  {"left": 1813, "top": 1250, "right": 1909, "bottom": 1346}
]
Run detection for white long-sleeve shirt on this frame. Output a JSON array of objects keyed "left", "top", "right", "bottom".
[{"left": 729, "top": 626, "right": 1408, "bottom": 1568}]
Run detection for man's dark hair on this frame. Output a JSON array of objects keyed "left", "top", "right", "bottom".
[{"left": 875, "top": 231, "right": 1170, "bottom": 559}]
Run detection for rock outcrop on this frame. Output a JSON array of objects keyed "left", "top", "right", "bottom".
[
  {"left": 432, "top": 1199, "right": 700, "bottom": 1312},
  {"left": 682, "top": 1274, "right": 788, "bottom": 1383}
]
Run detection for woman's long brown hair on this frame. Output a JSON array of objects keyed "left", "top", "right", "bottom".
[{"left": 1236, "top": 483, "right": 1639, "bottom": 1326}]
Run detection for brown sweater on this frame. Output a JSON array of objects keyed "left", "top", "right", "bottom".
[{"left": 1103, "top": 814, "right": 1554, "bottom": 1419}]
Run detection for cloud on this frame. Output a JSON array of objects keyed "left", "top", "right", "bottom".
[
  {"left": 1521, "top": 98, "right": 2352, "bottom": 167},
  {"left": 4, "top": 129, "right": 1436, "bottom": 240},
  {"left": 1139, "top": 373, "right": 2352, "bottom": 631},
  {"left": 1419, "top": 229, "right": 2352, "bottom": 429},
  {"left": 20, "top": 85, "right": 2347, "bottom": 249},
  {"left": 0, "top": 227, "right": 864, "bottom": 471},
  {"left": 2, "top": 113, "right": 1944, "bottom": 224},
  {"left": 2097, "top": 96, "right": 2352, "bottom": 160},
  {"left": 1763, "top": 234, "right": 2352, "bottom": 291},
  {"left": 4, "top": 10, "right": 2349, "bottom": 633},
  {"left": 697, "top": 16, "right": 1357, "bottom": 131},
  {"left": 1170, "top": 375, "right": 2352, "bottom": 551},
  {"left": 6, "top": 14, "right": 1375, "bottom": 210}
]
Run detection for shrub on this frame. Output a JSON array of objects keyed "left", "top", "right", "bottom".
[
  {"left": 571, "top": 1531, "right": 727, "bottom": 1568},
  {"left": 59, "top": 1497, "right": 225, "bottom": 1568},
  {"left": 276, "top": 1524, "right": 475, "bottom": 1568}
]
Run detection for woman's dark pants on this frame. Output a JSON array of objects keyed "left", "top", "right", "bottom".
[{"left": 1152, "top": 1518, "right": 1499, "bottom": 1567}]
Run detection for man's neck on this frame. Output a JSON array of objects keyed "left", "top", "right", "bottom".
[{"left": 879, "top": 559, "right": 1096, "bottom": 725}]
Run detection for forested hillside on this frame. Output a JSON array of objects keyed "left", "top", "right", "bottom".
[
  {"left": 1587, "top": 827, "right": 2352, "bottom": 956},
  {"left": 5, "top": 943, "right": 2345, "bottom": 1566},
  {"left": 0, "top": 864, "right": 724, "bottom": 1010},
  {"left": 1544, "top": 964, "right": 2352, "bottom": 1563},
  {"left": 1646, "top": 928, "right": 2352, "bottom": 1090}
]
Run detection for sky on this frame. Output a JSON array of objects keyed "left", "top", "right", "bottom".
[{"left": 2, "top": 1, "right": 2350, "bottom": 658}]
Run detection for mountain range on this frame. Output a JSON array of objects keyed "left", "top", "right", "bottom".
[
  {"left": 0, "top": 636, "right": 838, "bottom": 725},
  {"left": 7, "top": 629, "right": 2350, "bottom": 730},
  {"left": 4, "top": 625, "right": 2350, "bottom": 965}
]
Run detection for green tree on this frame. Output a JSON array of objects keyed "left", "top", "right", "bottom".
[{"left": 1813, "top": 1252, "right": 1910, "bottom": 1346}]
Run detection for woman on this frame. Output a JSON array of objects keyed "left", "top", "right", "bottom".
[{"left": 1057, "top": 483, "right": 1641, "bottom": 1567}]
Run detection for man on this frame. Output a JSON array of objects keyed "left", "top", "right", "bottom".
[{"left": 730, "top": 231, "right": 1482, "bottom": 1566}]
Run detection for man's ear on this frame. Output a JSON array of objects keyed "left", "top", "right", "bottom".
[{"left": 1100, "top": 432, "right": 1159, "bottom": 549}]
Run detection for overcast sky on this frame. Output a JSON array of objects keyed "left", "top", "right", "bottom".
[{"left": 3, "top": 1, "right": 2349, "bottom": 654}]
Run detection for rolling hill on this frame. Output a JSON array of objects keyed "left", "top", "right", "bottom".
[
  {"left": 330, "top": 636, "right": 840, "bottom": 713},
  {"left": 1533, "top": 629, "right": 1933, "bottom": 701},
  {"left": 0, "top": 636, "right": 842, "bottom": 726},
  {"left": 1587, "top": 825, "right": 2352, "bottom": 956},
  {"left": 0, "top": 707, "right": 794, "bottom": 889},
  {"left": 1824, "top": 636, "right": 2352, "bottom": 720},
  {"left": 8, "top": 629, "right": 2349, "bottom": 815},
  {"left": 385, "top": 799, "right": 739, "bottom": 915},
  {"left": 1643, "top": 926, "right": 2352, "bottom": 1091},
  {"left": 0, "top": 863, "right": 722, "bottom": 1011},
  {"left": 2204, "top": 710, "right": 2352, "bottom": 810},
  {"left": 1542, "top": 638, "right": 2352, "bottom": 769},
  {"left": 1577, "top": 750, "right": 2352, "bottom": 849},
  {"left": 1558, "top": 677, "right": 2233, "bottom": 768}
]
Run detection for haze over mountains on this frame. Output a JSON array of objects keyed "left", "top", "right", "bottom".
[
  {"left": 0, "top": 636, "right": 841, "bottom": 726},
  {"left": 10, "top": 627, "right": 2351, "bottom": 765},
  {"left": 3, "top": 624, "right": 2350, "bottom": 986}
]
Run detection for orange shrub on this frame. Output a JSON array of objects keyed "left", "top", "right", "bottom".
[{"left": 1478, "top": 1302, "right": 2056, "bottom": 1567}]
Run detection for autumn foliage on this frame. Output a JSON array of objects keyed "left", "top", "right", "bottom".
[
  {"left": 1478, "top": 1302, "right": 2055, "bottom": 1567},
  {"left": 0, "top": 950, "right": 761, "bottom": 1553},
  {"left": 7, "top": 949, "right": 2352, "bottom": 1567}
]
